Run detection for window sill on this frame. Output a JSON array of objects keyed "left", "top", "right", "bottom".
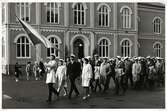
[{"left": 16, "top": 57, "right": 31, "bottom": 59}]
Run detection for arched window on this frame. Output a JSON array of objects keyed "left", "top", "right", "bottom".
[
  {"left": 16, "top": 3, "right": 30, "bottom": 22},
  {"left": 73, "top": 3, "right": 85, "bottom": 25},
  {"left": 99, "top": 39, "right": 109, "bottom": 57},
  {"left": 2, "top": 36, "right": 5, "bottom": 58},
  {"left": 121, "top": 39, "right": 131, "bottom": 57},
  {"left": 47, "top": 37, "right": 59, "bottom": 58},
  {"left": 16, "top": 36, "right": 31, "bottom": 58},
  {"left": 120, "top": 6, "right": 132, "bottom": 28},
  {"left": 153, "top": 17, "right": 161, "bottom": 34},
  {"left": 46, "top": 3, "right": 59, "bottom": 23},
  {"left": 153, "top": 42, "right": 162, "bottom": 57},
  {"left": 97, "top": 5, "right": 110, "bottom": 27}
]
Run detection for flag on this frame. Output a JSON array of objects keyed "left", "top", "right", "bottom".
[{"left": 16, "top": 16, "right": 54, "bottom": 48}]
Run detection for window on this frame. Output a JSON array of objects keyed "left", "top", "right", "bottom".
[
  {"left": 121, "top": 40, "right": 131, "bottom": 57},
  {"left": 2, "top": 37, "right": 5, "bottom": 58},
  {"left": 47, "top": 37, "right": 59, "bottom": 58},
  {"left": 16, "top": 36, "right": 31, "bottom": 58},
  {"left": 99, "top": 39, "right": 109, "bottom": 57},
  {"left": 73, "top": 3, "right": 85, "bottom": 25},
  {"left": 16, "top": 3, "right": 30, "bottom": 22},
  {"left": 98, "top": 5, "right": 109, "bottom": 27},
  {"left": 46, "top": 3, "right": 59, "bottom": 23},
  {"left": 120, "top": 6, "right": 132, "bottom": 28},
  {"left": 2, "top": 3, "right": 6, "bottom": 24},
  {"left": 153, "top": 17, "right": 161, "bottom": 34},
  {"left": 153, "top": 43, "right": 162, "bottom": 57}
]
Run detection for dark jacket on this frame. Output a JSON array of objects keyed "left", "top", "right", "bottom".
[{"left": 67, "top": 61, "right": 81, "bottom": 78}]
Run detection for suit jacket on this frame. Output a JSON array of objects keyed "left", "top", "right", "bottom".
[{"left": 67, "top": 61, "right": 81, "bottom": 78}]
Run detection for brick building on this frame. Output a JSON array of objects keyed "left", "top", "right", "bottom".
[{"left": 1, "top": 2, "right": 165, "bottom": 74}]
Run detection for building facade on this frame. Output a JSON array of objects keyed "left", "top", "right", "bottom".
[{"left": 1, "top": 3, "right": 165, "bottom": 74}]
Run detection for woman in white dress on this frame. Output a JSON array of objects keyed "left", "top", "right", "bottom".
[
  {"left": 56, "top": 59, "right": 68, "bottom": 96},
  {"left": 44, "top": 55, "right": 59, "bottom": 102},
  {"left": 81, "top": 58, "right": 93, "bottom": 100}
]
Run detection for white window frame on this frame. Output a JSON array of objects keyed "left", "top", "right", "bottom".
[
  {"left": 47, "top": 35, "right": 62, "bottom": 58},
  {"left": 15, "top": 3, "right": 31, "bottom": 22},
  {"left": 120, "top": 38, "right": 132, "bottom": 57},
  {"left": 14, "top": 35, "right": 31, "bottom": 59},
  {"left": 120, "top": 6, "right": 132, "bottom": 29},
  {"left": 98, "top": 37, "right": 111, "bottom": 58},
  {"left": 72, "top": 3, "right": 87, "bottom": 25},
  {"left": 97, "top": 3, "right": 111, "bottom": 27},
  {"left": 153, "top": 42, "right": 162, "bottom": 57},
  {"left": 46, "top": 3, "right": 60, "bottom": 24},
  {"left": 153, "top": 17, "right": 162, "bottom": 34}
]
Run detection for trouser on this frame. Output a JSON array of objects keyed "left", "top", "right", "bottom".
[
  {"left": 125, "top": 73, "right": 133, "bottom": 88},
  {"left": 89, "top": 78, "right": 94, "bottom": 92},
  {"left": 69, "top": 77, "right": 79, "bottom": 98},
  {"left": 47, "top": 83, "right": 58, "bottom": 101},
  {"left": 104, "top": 74, "right": 112, "bottom": 92},
  {"left": 26, "top": 72, "right": 30, "bottom": 80},
  {"left": 115, "top": 75, "right": 127, "bottom": 95},
  {"left": 83, "top": 87, "right": 90, "bottom": 97},
  {"left": 94, "top": 79, "right": 101, "bottom": 92}
]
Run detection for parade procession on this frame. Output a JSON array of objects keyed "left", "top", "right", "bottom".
[{"left": 2, "top": 2, "right": 165, "bottom": 108}]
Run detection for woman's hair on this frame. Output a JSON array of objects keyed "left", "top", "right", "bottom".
[{"left": 84, "top": 58, "right": 89, "bottom": 64}]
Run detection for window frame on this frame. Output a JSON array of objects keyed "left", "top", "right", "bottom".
[
  {"left": 120, "top": 38, "right": 132, "bottom": 57},
  {"left": 153, "top": 17, "right": 162, "bottom": 34},
  {"left": 120, "top": 6, "right": 132, "bottom": 29},
  {"left": 15, "top": 3, "right": 31, "bottom": 22},
  {"left": 46, "top": 3, "right": 60, "bottom": 24},
  {"left": 73, "top": 3, "right": 87, "bottom": 25},
  {"left": 98, "top": 37, "right": 111, "bottom": 58},
  {"left": 153, "top": 42, "right": 162, "bottom": 57},
  {"left": 46, "top": 35, "right": 62, "bottom": 59},
  {"left": 16, "top": 36, "right": 31, "bottom": 59}
]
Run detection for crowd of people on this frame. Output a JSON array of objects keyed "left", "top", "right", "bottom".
[{"left": 14, "top": 54, "right": 165, "bottom": 102}]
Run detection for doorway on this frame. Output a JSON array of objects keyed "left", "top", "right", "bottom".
[{"left": 73, "top": 39, "right": 84, "bottom": 59}]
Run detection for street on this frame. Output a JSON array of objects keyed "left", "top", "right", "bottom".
[{"left": 2, "top": 75, "right": 165, "bottom": 108}]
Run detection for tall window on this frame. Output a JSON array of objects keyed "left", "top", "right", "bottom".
[
  {"left": 120, "top": 6, "right": 132, "bottom": 28},
  {"left": 16, "top": 36, "right": 31, "bottom": 58},
  {"left": 99, "top": 39, "right": 109, "bottom": 57},
  {"left": 153, "top": 43, "right": 161, "bottom": 57},
  {"left": 47, "top": 37, "right": 59, "bottom": 58},
  {"left": 16, "top": 3, "right": 30, "bottom": 22},
  {"left": 121, "top": 40, "right": 131, "bottom": 57},
  {"left": 98, "top": 5, "right": 109, "bottom": 27},
  {"left": 153, "top": 17, "right": 161, "bottom": 34},
  {"left": 2, "top": 37, "right": 5, "bottom": 58},
  {"left": 46, "top": 3, "right": 59, "bottom": 23},
  {"left": 73, "top": 3, "right": 85, "bottom": 25},
  {"left": 2, "top": 3, "right": 6, "bottom": 24}
]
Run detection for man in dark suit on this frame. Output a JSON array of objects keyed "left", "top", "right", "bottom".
[{"left": 67, "top": 55, "right": 80, "bottom": 99}]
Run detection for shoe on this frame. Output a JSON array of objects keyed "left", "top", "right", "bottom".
[
  {"left": 82, "top": 96, "right": 87, "bottom": 100},
  {"left": 63, "top": 93, "right": 67, "bottom": 96},
  {"left": 87, "top": 94, "right": 90, "bottom": 97}
]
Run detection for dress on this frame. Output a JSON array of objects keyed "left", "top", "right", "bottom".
[
  {"left": 45, "top": 60, "right": 57, "bottom": 84},
  {"left": 81, "top": 63, "right": 92, "bottom": 87},
  {"left": 56, "top": 65, "right": 67, "bottom": 88},
  {"left": 132, "top": 62, "right": 141, "bottom": 82}
]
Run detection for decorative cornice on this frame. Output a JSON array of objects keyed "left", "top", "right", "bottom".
[
  {"left": 95, "top": 31, "right": 113, "bottom": 35},
  {"left": 41, "top": 29, "right": 65, "bottom": 33},
  {"left": 69, "top": 30, "right": 90, "bottom": 34}
]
